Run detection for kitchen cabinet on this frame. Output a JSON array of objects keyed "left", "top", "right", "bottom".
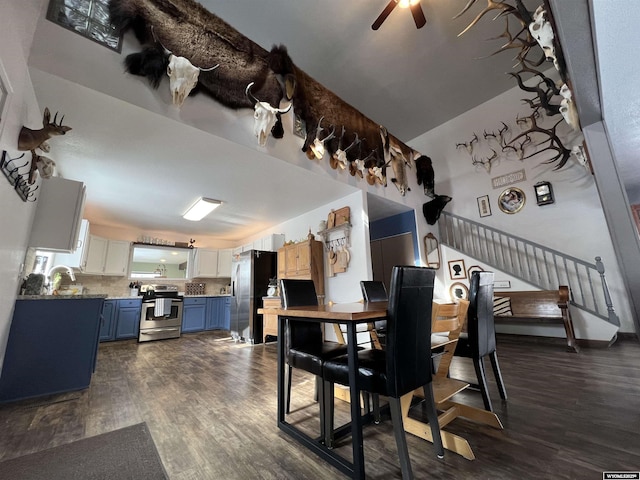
[
  {"left": 182, "top": 297, "right": 207, "bottom": 332},
  {"left": 261, "top": 296, "right": 281, "bottom": 342},
  {"left": 114, "top": 298, "right": 141, "bottom": 340},
  {"left": 206, "top": 297, "right": 227, "bottom": 330},
  {"left": 84, "top": 235, "right": 130, "bottom": 276},
  {"left": 28, "top": 177, "right": 86, "bottom": 252},
  {"left": 53, "top": 219, "right": 90, "bottom": 269},
  {"left": 99, "top": 299, "right": 116, "bottom": 341},
  {"left": 277, "top": 235, "right": 325, "bottom": 297},
  {"left": 192, "top": 248, "right": 232, "bottom": 278},
  {"left": 251, "top": 234, "right": 285, "bottom": 252},
  {"left": 0, "top": 297, "right": 104, "bottom": 403},
  {"left": 99, "top": 298, "right": 141, "bottom": 342},
  {"left": 217, "top": 249, "right": 232, "bottom": 277}
]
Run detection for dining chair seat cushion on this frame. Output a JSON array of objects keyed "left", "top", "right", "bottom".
[
  {"left": 288, "top": 343, "right": 351, "bottom": 376},
  {"left": 323, "top": 348, "right": 388, "bottom": 394}
]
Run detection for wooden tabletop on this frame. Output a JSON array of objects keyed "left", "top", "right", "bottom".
[{"left": 259, "top": 301, "right": 387, "bottom": 323}]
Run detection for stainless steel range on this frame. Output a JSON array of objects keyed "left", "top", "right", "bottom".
[{"left": 138, "top": 284, "right": 183, "bottom": 342}]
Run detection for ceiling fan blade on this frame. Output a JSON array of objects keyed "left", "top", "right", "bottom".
[
  {"left": 411, "top": 3, "right": 427, "bottom": 29},
  {"left": 372, "top": 1, "right": 398, "bottom": 30}
]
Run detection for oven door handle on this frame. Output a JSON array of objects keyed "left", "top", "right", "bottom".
[{"left": 140, "top": 327, "right": 181, "bottom": 334}]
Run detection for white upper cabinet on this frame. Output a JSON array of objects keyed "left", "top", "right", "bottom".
[
  {"left": 53, "top": 219, "right": 90, "bottom": 270},
  {"left": 193, "top": 248, "right": 233, "bottom": 278},
  {"left": 29, "top": 177, "right": 86, "bottom": 252},
  {"left": 193, "top": 249, "right": 219, "bottom": 277},
  {"left": 84, "top": 235, "right": 108, "bottom": 274},
  {"left": 103, "top": 240, "right": 130, "bottom": 275},
  {"left": 84, "top": 235, "right": 130, "bottom": 276},
  {"left": 249, "top": 234, "right": 286, "bottom": 252},
  {"left": 217, "top": 249, "right": 232, "bottom": 277}
]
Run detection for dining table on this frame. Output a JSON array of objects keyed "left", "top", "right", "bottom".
[
  {"left": 259, "top": 301, "right": 388, "bottom": 480},
  {"left": 260, "top": 300, "right": 504, "bottom": 478}
]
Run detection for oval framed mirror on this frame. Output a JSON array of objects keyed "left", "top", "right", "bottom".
[{"left": 424, "top": 233, "right": 441, "bottom": 269}]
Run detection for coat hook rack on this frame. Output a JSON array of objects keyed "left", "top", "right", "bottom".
[{"left": 1, "top": 150, "right": 38, "bottom": 202}]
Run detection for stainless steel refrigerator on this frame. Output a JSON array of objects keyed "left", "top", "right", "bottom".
[{"left": 230, "top": 250, "right": 277, "bottom": 344}]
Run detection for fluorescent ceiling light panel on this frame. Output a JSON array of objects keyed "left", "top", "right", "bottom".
[{"left": 183, "top": 197, "right": 221, "bottom": 221}]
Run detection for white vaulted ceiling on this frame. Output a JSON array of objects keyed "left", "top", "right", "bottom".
[{"left": 25, "top": 0, "right": 632, "bottom": 243}]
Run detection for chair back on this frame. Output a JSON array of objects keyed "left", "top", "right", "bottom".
[
  {"left": 360, "top": 280, "right": 389, "bottom": 331},
  {"left": 384, "top": 266, "right": 436, "bottom": 398},
  {"left": 360, "top": 281, "right": 388, "bottom": 302},
  {"left": 468, "top": 271, "right": 497, "bottom": 357},
  {"left": 279, "top": 279, "right": 322, "bottom": 347},
  {"left": 431, "top": 300, "right": 470, "bottom": 377}
]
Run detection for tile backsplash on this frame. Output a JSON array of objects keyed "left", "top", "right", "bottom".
[{"left": 74, "top": 275, "right": 230, "bottom": 297}]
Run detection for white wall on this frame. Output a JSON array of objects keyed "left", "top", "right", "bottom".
[
  {"left": 243, "top": 190, "right": 371, "bottom": 304},
  {"left": 0, "top": 0, "right": 48, "bottom": 370},
  {"left": 409, "top": 83, "right": 633, "bottom": 337}
]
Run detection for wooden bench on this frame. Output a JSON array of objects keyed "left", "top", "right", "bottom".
[{"left": 493, "top": 286, "right": 580, "bottom": 353}]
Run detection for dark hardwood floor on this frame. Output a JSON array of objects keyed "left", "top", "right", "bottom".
[{"left": 0, "top": 332, "right": 638, "bottom": 479}]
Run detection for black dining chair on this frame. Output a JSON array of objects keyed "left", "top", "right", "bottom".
[
  {"left": 452, "top": 271, "right": 508, "bottom": 412},
  {"left": 323, "top": 266, "right": 444, "bottom": 479},
  {"left": 360, "top": 280, "right": 388, "bottom": 348},
  {"left": 279, "top": 279, "right": 349, "bottom": 418}
]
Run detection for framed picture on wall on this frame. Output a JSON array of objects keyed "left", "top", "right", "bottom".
[
  {"left": 477, "top": 195, "right": 491, "bottom": 217},
  {"left": 448, "top": 259, "right": 466, "bottom": 280},
  {"left": 467, "top": 265, "right": 484, "bottom": 278},
  {"left": 449, "top": 282, "right": 469, "bottom": 301}
]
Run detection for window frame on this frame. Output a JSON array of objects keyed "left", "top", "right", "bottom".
[{"left": 46, "top": 0, "right": 123, "bottom": 53}]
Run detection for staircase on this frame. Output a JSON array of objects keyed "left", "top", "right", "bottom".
[{"left": 438, "top": 211, "right": 620, "bottom": 327}]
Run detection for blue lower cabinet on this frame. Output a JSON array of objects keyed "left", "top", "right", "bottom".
[
  {"left": 115, "top": 299, "right": 141, "bottom": 340},
  {"left": 183, "top": 298, "right": 207, "bottom": 332},
  {"left": 206, "top": 297, "right": 229, "bottom": 330},
  {"left": 100, "top": 300, "right": 117, "bottom": 341}
]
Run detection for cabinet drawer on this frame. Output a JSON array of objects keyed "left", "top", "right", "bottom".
[
  {"left": 263, "top": 297, "right": 282, "bottom": 308},
  {"left": 184, "top": 297, "right": 207, "bottom": 306},
  {"left": 118, "top": 299, "right": 141, "bottom": 308}
]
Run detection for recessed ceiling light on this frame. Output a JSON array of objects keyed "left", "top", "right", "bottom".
[{"left": 183, "top": 197, "right": 222, "bottom": 221}]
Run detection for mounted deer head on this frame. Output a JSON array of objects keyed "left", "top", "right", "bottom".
[{"left": 18, "top": 108, "right": 72, "bottom": 152}]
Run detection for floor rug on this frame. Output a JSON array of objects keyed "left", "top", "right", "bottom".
[{"left": 0, "top": 422, "right": 168, "bottom": 479}]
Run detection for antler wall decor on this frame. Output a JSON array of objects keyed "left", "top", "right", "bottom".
[{"left": 454, "top": 0, "right": 586, "bottom": 171}]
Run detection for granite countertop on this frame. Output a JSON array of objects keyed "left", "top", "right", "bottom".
[
  {"left": 183, "top": 294, "right": 231, "bottom": 298},
  {"left": 17, "top": 294, "right": 108, "bottom": 300}
]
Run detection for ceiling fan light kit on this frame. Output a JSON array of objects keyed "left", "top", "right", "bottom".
[{"left": 372, "top": 0, "right": 426, "bottom": 30}]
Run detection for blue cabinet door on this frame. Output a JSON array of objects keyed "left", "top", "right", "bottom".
[
  {"left": 100, "top": 300, "right": 116, "bottom": 341},
  {"left": 183, "top": 298, "right": 206, "bottom": 332},
  {"left": 205, "top": 297, "right": 229, "bottom": 330},
  {"left": 115, "top": 299, "right": 141, "bottom": 339}
]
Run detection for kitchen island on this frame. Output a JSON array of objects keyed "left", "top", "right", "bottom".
[{"left": 0, "top": 294, "right": 106, "bottom": 403}]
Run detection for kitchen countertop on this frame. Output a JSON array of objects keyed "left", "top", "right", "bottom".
[
  {"left": 183, "top": 294, "right": 231, "bottom": 298},
  {"left": 17, "top": 294, "right": 108, "bottom": 300}
]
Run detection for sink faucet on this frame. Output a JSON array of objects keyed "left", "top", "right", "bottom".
[{"left": 46, "top": 265, "right": 76, "bottom": 294}]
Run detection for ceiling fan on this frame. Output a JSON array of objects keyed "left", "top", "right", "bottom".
[{"left": 372, "top": 0, "right": 426, "bottom": 30}]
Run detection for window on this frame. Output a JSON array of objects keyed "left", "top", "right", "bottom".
[{"left": 47, "top": 0, "right": 122, "bottom": 52}]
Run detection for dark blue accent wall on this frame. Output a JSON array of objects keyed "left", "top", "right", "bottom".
[{"left": 369, "top": 210, "right": 419, "bottom": 262}]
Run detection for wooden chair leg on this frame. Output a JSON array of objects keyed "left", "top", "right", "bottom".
[
  {"left": 422, "top": 384, "right": 444, "bottom": 459},
  {"left": 389, "top": 397, "right": 414, "bottom": 480},
  {"left": 489, "top": 351, "right": 508, "bottom": 401},
  {"left": 473, "top": 357, "right": 493, "bottom": 412},
  {"left": 285, "top": 365, "right": 292, "bottom": 414}
]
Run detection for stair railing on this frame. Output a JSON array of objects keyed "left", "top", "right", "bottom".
[{"left": 438, "top": 211, "right": 619, "bottom": 326}]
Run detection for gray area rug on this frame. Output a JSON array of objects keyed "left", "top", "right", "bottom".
[{"left": 0, "top": 422, "right": 169, "bottom": 479}]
